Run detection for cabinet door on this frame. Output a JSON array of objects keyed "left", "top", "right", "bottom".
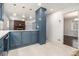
[
  {"left": 0, "top": 3, "right": 2, "bottom": 20},
  {"left": 22, "top": 32, "right": 31, "bottom": 45},
  {"left": 0, "top": 39, "right": 3, "bottom": 52},
  {"left": 39, "top": 16, "right": 46, "bottom": 44},
  {"left": 31, "top": 31, "right": 38, "bottom": 44},
  {"left": 9, "top": 32, "right": 22, "bottom": 49}
]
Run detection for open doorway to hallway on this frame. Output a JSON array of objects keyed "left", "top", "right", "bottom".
[{"left": 64, "top": 10, "right": 78, "bottom": 48}]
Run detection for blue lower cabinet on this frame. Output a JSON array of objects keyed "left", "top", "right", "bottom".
[
  {"left": 22, "top": 31, "right": 38, "bottom": 46},
  {"left": 9, "top": 31, "right": 38, "bottom": 50},
  {"left": 3, "top": 34, "right": 9, "bottom": 51},
  {"left": 22, "top": 32, "right": 31, "bottom": 45},
  {"left": 0, "top": 33, "right": 9, "bottom": 56},
  {"left": 9, "top": 32, "right": 22, "bottom": 49},
  {"left": 31, "top": 31, "right": 38, "bottom": 44},
  {"left": 0, "top": 39, "right": 3, "bottom": 52},
  {"left": 0, "top": 39, "right": 3, "bottom": 56}
]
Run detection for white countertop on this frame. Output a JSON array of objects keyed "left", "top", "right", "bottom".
[
  {"left": 0, "top": 30, "right": 9, "bottom": 39},
  {"left": 9, "top": 30, "right": 38, "bottom": 32}
]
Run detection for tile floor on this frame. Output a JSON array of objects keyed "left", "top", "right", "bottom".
[{"left": 8, "top": 42, "right": 79, "bottom": 56}]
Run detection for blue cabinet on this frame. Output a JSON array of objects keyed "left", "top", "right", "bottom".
[
  {"left": 22, "top": 32, "right": 31, "bottom": 45},
  {"left": 0, "top": 38, "right": 3, "bottom": 56},
  {"left": 9, "top": 31, "right": 38, "bottom": 50},
  {"left": 36, "top": 7, "right": 46, "bottom": 44},
  {"left": 22, "top": 31, "right": 38, "bottom": 45},
  {"left": 0, "top": 39, "right": 3, "bottom": 52},
  {"left": 3, "top": 34, "right": 9, "bottom": 52},
  {"left": 31, "top": 31, "right": 38, "bottom": 44},
  {"left": 0, "top": 3, "right": 3, "bottom": 20},
  {"left": 0, "top": 33, "right": 9, "bottom": 56},
  {"left": 9, "top": 32, "right": 22, "bottom": 49}
]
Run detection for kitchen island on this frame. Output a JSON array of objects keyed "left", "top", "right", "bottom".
[
  {"left": 9, "top": 30, "right": 38, "bottom": 50},
  {"left": 0, "top": 30, "right": 38, "bottom": 55}
]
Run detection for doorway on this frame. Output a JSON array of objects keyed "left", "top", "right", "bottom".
[{"left": 64, "top": 10, "right": 78, "bottom": 48}]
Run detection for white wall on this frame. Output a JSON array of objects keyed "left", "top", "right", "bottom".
[
  {"left": 9, "top": 20, "right": 14, "bottom": 30},
  {"left": 46, "top": 11, "right": 64, "bottom": 44},
  {"left": 3, "top": 14, "right": 9, "bottom": 30},
  {"left": 0, "top": 21, "right": 3, "bottom": 30}
]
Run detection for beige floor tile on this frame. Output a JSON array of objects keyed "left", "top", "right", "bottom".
[{"left": 8, "top": 42, "right": 79, "bottom": 56}]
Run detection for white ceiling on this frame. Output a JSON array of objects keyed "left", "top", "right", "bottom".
[{"left": 4, "top": 3, "right": 79, "bottom": 20}]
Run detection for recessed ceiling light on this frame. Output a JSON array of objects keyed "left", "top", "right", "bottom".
[
  {"left": 22, "top": 15, "right": 25, "bottom": 18},
  {"left": 38, "top": 3, "right": 42, "bottom": 6},
  {"left": 50, "top": 9, "right": 53, "bottom": 11},
  {"left": 29, "top": 16, "right": 32, "bottom": 19},
  {"left": 13, "top": 13, "right": 16, "bottom": 16},
  {"left": 74, "top": 18, "right": 79, "bottom": 21}
]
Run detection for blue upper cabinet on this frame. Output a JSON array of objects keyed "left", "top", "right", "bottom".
[
  {"left": 0, "top": 3, "right": 3, "bottom": 21},
  {"left": 36, "top": 7, "right": 47, "bottom": 44}
]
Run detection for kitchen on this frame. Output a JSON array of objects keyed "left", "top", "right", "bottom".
[
  {"left": 0, "top": 3, "right": 79, "bottom": 56},
  {"left": 0, "top": 3, "right": 46, "bottom": 55}
]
